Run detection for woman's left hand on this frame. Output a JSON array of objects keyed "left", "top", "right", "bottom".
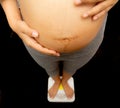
[{"left": 74, "top": 0, "right": 119, "bottom": 20}]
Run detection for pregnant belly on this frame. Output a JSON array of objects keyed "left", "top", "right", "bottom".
[{"left": 19, "top": 0, "right": 105, "bottom": 53}]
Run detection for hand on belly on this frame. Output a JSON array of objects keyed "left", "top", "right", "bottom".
[{"left": 19, "top": 0, "right": 105, "bottom": 53}]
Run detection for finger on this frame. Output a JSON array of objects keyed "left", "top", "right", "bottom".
[
  {"left": 38, "top": 46, "right": 60, "bottom": 56},
  {"left": 74, "top": 0, "right": 82, "bottom": 5},
  {"left": 74, "top": 0, "right": 103, "bottom": 5},
  {"left": 82, "top": 1, "right": 110, "bottom": 18},
  {"left": 20, "top": 21, "right": 39, "bottom": 38},
  {"left": 92, "top": 6, "right": 112, "bottom": 20},
  {"left": 82, "top": 0, "right": 118, "bottom": 18},
  {"left": 22, "top": 34, "right": 60, "bottom": 56},
  {"left": 81, "top": 0, "right": 104, "bottom": 3},
  {"left": 31, "top": 42, "right": 60, "bottom": 56}
]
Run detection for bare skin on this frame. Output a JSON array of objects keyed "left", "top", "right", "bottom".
[
  {"left": 62, "top": 71, "right": 74, "bottom": 99},
  {"left": 74, "top": 0, "right": 118, "bottom": 20},
  {"left": 1, "top": 0, "right": 118, "bottom": 100},
  {"left": 48, "top": 71, "right": 74, "bottom": 99},
  {"left": 49, "top": 0, "right": 118, "bottom": 99},
  {"left": 1, "top": 0, "right": 118, "bottom": 55},
  {"left": 48, "top": 75, "right": 61, "bottom": 99},
  {"left": 0, "top": 0, "right": 60, "bottom": 57},
  {"left": 48, "top": 0, "right": 119, "bottom": 99}
]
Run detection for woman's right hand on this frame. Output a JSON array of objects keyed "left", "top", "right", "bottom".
[{"left": 13, "top": 20, "right": 60, "bottom": 56}]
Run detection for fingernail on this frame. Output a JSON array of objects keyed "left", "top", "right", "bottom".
[
  {"left": 56, "top": 53, "right": 60, "bottom": 57},
  {"left": 83, "top": 13, "right": 89, "bottom": 18},
  {"left": 93, "top": 16, "right": 98, "bottom": 20},
  {"left": 32, "top": 31, "right": 38, "bottom": 37},
  {"left": 55, "top": 52, "right": 60, "bottom": 56},
  {"left": 75, "top": 0, "right": 82, "bottom": 4}
]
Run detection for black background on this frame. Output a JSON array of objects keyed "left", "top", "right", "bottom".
[{"left": 0, "top": 2, "right": 120, "bottom": 107}]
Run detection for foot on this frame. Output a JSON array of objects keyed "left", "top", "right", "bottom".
[
  {"left": 48, "top": 78, "right": 61, "bottom": 99},
  {"left": 62, "top": 79, "right": 74, "bottom": 99}
]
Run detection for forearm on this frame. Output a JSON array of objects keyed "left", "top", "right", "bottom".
[{"left": 1, "top": 0, "right": 22, "bottom": 30}]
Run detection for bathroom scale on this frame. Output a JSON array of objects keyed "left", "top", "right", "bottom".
[{"left": 47, "top": 77, "right": 75, "bottom": 102}]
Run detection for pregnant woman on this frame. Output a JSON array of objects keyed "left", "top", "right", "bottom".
[{"left": 1, "top": 0, "right": 118, "bottom": 99}]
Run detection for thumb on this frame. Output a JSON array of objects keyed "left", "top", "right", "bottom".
[
  {"left": 31, "top": 31, "right": 39, "bottom": 38},
  {"left": 21, "top": 21, "right": 39, "bottom": 38}
]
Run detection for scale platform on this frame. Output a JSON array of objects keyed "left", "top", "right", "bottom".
[{"left": 47, "top": 77, "right": 75, "bottom": 102}]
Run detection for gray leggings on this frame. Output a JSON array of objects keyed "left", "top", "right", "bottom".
[{"left": 24, "top": 16, "right": 107, "bottom": 77}]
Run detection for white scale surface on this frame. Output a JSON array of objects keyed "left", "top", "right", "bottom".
[{"left": 47, "top": 77, "right": 75, "bottom": 102}]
